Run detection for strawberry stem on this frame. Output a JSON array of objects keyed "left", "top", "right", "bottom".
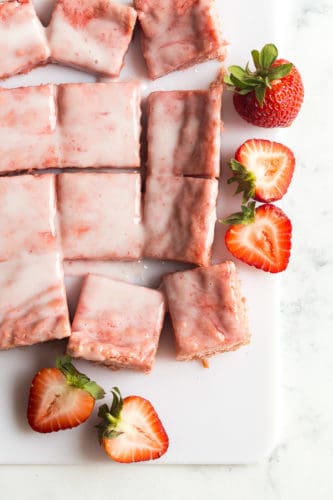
[
  {"left": 56, "top": 355, "right": 105, "bottom": 400},
  {"left": 96, "top": 387, "right": 124, "bottom": 443}
]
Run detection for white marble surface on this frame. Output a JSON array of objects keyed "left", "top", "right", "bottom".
[{"left": 0, "top": 0, "right": 332, "bottom": 498}]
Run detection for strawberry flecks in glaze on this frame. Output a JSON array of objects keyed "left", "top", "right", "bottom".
[
  {"left": 0, "top": 175, "right": 58, "bottom": 260},
  {"left": 0, "top": 0, "right": 50, "bottom": 80},
  {"left": 57, "top": 172, "right": 144, "bottom": 260},
  {"left": 134, "top": 0, "right": 227, "bottom": 79},
  {"left": 58, "top": 0, "right": 110, "bottom": 28},
  {"left": 0, "top": 85, "right": 59, "bottom": 173},
  {"left": 48, "top": 0, "right": 137, "bottom": 77},
  {"left": 163, "top": 261, "right": 251, "bottom": 361},
  {"left": 147, "top": 87, "right": 222, "bottom": 178},
  {"left": 58, "top": 82, "right": 141, "bottom": 168},
  {"left": 67, "top": 274, "right": 166, "bottom": 373},
  {"left": 143, "top": 175, "right": 218, "bottom": 266}
]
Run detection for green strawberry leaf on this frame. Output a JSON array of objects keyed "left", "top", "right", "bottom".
[
  {"left": 228, "top": 159, "right": 256, "bottom": 203},
  {"left": 228, "top": 65, "right": 249, "bottom": 79},
  {"left": 223, "top": 74, "right": 234, "bottom": 86},
  {"left": 259, "top": 43, "right": 278, "bottom": 69},
  {"left": 229, "top": 74, "right": 252, "bottom": 90},
  {"left": 56, "top": 355, "right": 105, "bottom": 400},
  {"left": 242, "top": 76, "right": 264, "bottom": 86},
  {"left": 251, "top": 49, "right": 261, "bottom": 70},
  {"left": 222, "top": 201, "right": 257, "bottom": 226},
  {"left": 268, "top": 63, "right": 293, "bottom": 81},
  {"left": 255, "top": 84, "right": 267, "bottom": 107}
]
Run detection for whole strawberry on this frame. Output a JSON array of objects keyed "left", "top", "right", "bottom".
[{"left": 224, "top": 44, "right": 304, "bottom": 127}]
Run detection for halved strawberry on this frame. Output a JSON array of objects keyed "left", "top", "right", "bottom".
[
  {"left": 27, "top": 355, "right": 105, "bottom": 433},
  {"left": 224, "top": 202, "right": 292, "bottom": 273},
  {"left": 229, "top": 139, "right": 295, "bottom": 203},
  {"left": 96, "top": 387, "right": 169, "bottom": 463}
]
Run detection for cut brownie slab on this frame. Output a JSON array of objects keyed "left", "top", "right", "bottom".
[
  {"left": 0, "top": 174, "right": 58, "bottom": 260},
  {"left": 143, "top": 175, "right": 218, "bottom": 266},
  {"left": 0, "top": 84, "right": 59, "bottom": 173},
  {"left": 48, "top": 0, "right": 137, "bottom": 77},
  {"left": 0, "top": 253, "right": 70, "bottom": 350},
  {"left": 58, "top": 82, "right": 141, "bottom": 168},
  {"left": 134, "top": 0, "right": 227, "bottom": 79},
  {"left": 68, "top": 274, "right": 166, "bottom": 372},
  {"left": 0, "top": 0, "right": 50, "bottom": 80},
  {"left": 163, "top": 261, "right": 251, "bottom": 361},
  {"left": 58, "top": 172, "right": 144, "bottom": 260},
  {"left": 147, "top": 87, "right": 222, "bottom": 177}
]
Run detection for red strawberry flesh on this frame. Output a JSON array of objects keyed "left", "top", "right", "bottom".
[
  {"left": 235, "top": 139, "right": 295, "bottom": 202},
  {"left": 225, "top": 204, "right": 292, "bottom": 273},
  {"left": 27, "top": 368, "right": 94, "bottom": 433},
  {"left": 27, "top": 356, "right": 105, "bottom": 433},
  {"left": 97, "top": 388, "right": 169, "bottom": 463}
]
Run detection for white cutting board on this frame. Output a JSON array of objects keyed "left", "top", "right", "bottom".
[{"left": 0, "top": 0, "right": 281, "bottom": 464}]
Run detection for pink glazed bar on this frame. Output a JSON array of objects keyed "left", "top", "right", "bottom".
[
  {"left": 143, "top": 175, "right": 218, "bottom": 266},
  {"left": 48, "top": 0, "right": 137, "bottom": 77},
  {"left": 0, "top": 175, "right": 70, "bottom": 350},
  {"left": 0, "top": 254, "right": 71, "bottom": 350},
  {"left": 57, "top": 172, "right": 144, "bottom": 260},
  {"left": 0, "top": 0, "right": 50, "bottom": 80},
  {"left": 58, "top": 82, "right": 141, "bottom": 168},
  {"left": 0, "top": 85, "right": 58, "bottom": 173},
  {"left": 0, "top": 174, "right": 58, "bottom": 260},
  {"left": 163, "top": 261, "right": 251, "bottom": 361},
  {"left": 134, "top": 0, "right": 227, "bottom": 79},
  {"left": 68, "top": 275, "right": 166, "bottom": 372},
  {"left": 147, "top": 87, "right": 222, "bottom": 178}
]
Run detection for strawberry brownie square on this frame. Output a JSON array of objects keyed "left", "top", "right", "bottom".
[
  {"left": 57, "top": 172, "right": 144, "bottom": 260},
  {"left": 147, "top": 87, "right": 222, "bottom": 177},
  {"left": 67, "top": 275, "right": 166, "bottom": 372},
  {"left": 58, "top": 82, "right": 141, "bottom": 168},
  {"left": 0, "top": 0, "right": 50, "bottom": 80},
  {"left": 134, "top": 0, "right": 227, "bottom": 79},
  {"left": 0, "top": 174, "right": 58, "bottom": 260},
  {"left": 143, "top": 175, "right": 218, "bottom": 266},
  {"left": 163, "top": 261, "right": 251, "bottom": 361},
  {"left": 0, "top": 253, "right": 70, "bottom": 350},
  {"left": 0, "top": 85, "right": 58, "bottom": 173},
  {"left": 48, "top": 0, "right": 137, "bottom": 77},
  {"left": 0, "top": 173, "right": 70, "bottom": 350}
]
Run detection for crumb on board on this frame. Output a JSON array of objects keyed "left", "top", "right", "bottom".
[{"left": 201, "top": 358, "right": 210, "bottom": 369}]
